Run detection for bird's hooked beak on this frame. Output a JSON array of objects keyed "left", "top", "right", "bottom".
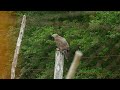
[
  {"left": 51, "top": 34, "right": 54, "bottom": 37},
  {"left": 51, "top": 34, "right": 58, "bottom": 38}
]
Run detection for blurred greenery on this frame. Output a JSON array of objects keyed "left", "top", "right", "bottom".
[{"left": 16, "top": 11, "right": 120, "bottom": 79}]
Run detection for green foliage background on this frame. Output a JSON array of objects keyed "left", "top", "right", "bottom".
[{"left": 16, "top": 11, "right": 120, "bottom": 79}]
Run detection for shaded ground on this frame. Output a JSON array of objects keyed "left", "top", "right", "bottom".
[{"left": 0, "top": 11, "right": 17, "bottom": 79}]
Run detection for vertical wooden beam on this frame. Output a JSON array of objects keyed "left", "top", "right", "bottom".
[
  {"left": 54, "top": 49, "right": 64, "bottom": 79},
  {"left": 11, "top": 15, "right": 26, "bottom": 79},
  {"left": 66, "top": 50, "right": 83, "bottom": 79}
]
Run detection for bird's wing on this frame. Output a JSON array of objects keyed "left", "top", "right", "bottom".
[{"left": 55, "top": 36, "right": 69, "bottom": 50}]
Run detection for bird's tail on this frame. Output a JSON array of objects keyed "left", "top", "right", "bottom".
[{"left": 62, "top": 49, "right": 69, "bottom": 60}]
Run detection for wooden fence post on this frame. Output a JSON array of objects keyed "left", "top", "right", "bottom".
[
  {"left": 66, "top": 50, "right": 83, "bottom": 79},
  {"left": 11, "top": 15, "right": 26, "bottom": 79},
  {"left": 54, "top": 49, "right": 64, "bottom": 79}
]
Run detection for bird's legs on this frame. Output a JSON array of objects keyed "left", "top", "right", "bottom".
[
  {"left": 56, "top": 48, "right": 68, "bottom": 61},
  {"left": 56, "top": 48, "right": 60, "bottom": 51},
  {"left": 56, "top": 48, "right": 64, "bottom": 54}
]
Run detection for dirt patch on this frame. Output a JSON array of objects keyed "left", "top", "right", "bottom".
[{"left": 0, "top": 11, "right": 17, "bottom": 79}]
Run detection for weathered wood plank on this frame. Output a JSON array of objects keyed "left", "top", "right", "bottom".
[
  {"left": 11, "top": 15, "right": 26, "bottom": 79},
  {"left": 54, "top": 49, "right": 64, "bottom": 79},
  {"left": 66, "top": 50, "right": 83, "bottom": 79}
]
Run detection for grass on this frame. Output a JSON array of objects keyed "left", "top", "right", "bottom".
[{"left": 15, "top": 11, "right": 120, "bottom": 79}]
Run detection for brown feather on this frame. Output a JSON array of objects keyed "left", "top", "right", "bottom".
[{"left": 52, "top": 34, "right": 69, "bottom": 60}]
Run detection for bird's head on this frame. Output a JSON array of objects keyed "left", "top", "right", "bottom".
[{"left": 52, "top": 34, "right": 59, "bottom": 38}]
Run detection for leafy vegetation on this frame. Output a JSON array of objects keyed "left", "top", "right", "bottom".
[{"left": 16, "top": 11, "right": 120, "bottom": 79}]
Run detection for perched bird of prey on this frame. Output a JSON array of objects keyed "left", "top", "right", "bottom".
[{"left": 52, "top": 34, "right": 69, "bottom": 60}]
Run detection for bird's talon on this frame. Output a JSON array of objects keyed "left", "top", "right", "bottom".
[{"left": 56, "top": 48, "right": 60, "bottom": 51}]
